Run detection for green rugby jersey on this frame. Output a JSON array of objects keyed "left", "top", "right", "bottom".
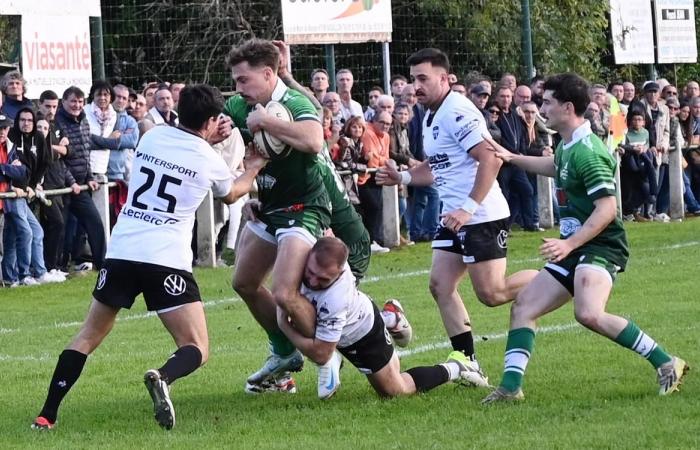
[
  {"left": 223, "top": 79, "right": 328, "bottom": 213},
  {"left": 318, "top": 147, "right": 366, "bottom": 241},
  {"left": 554, "top": 122, "right": 629, "bottom": 268}
]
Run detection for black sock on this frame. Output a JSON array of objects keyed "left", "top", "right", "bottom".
[
  {"left": 158, "top": 345, "right": 203, "bottom": 385},
  {"left": 406, "top": 365, "right": 450, "bottom": 392},
  {"left": 450, "top": 331, "right": 475, "bottom": 360},
  {"left": 39, "top": 349, "right": 88, "bottom": 422}
]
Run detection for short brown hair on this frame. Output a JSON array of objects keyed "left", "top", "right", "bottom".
[
  {"left": 310, "top": 237, "right": 348, "bottom": 269},
  {"left": 226, "top": 38, "right": 279, "bottom": 72}
]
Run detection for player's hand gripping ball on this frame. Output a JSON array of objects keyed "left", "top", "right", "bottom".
[{"left": 253, "top": 101, "right": 294, "bottom": 160}]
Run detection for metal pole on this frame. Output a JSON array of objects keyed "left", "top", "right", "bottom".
[
  {"left": 89, "top": 16, "right": 106, "bottom": 80},
  {"left": 382, "top": 41, "right": 391, "bottom": 94},
  {"left": 520, "top": 0, "right": 534, "bottom": 80},
  {"left": 325, "top": 44, "right": 336, "bottom": 92}
]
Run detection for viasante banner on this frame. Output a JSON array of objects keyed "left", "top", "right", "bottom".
[
  {"left": 281, "top": 0, "right": 392, "bottom": 44},
  {"left": 21, "top": 15, "right": 92, "bottom": 99}
]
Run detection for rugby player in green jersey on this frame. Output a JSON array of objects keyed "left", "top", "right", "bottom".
[
  {"left": 483, "top": 73, "right": 688, "bottom": 403},
  {"left": 224, "top": 39, "right": 332, "bottom": 393}
]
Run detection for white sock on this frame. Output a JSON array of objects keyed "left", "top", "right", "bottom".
[
  {"left": 380, "top": 310, "right": 397, "bottom": 329},
  {"left": 439, "top": 362, "right": 462, "bottom": 381}
]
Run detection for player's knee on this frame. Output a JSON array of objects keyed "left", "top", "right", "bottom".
[
  {"left": 429, "top": 278, "right": 453, "bottom": 300},
  {"left": 574, "top": 308, "right": 601, "bottom": 331},
  {"left": 232, "top": 276, "right": 255, "bottom": 299},
  {"left": 272, "top": 287, "right": 295, "bottom": 309},
  {"left": 473, "top": 285, "right": 507, "bottom": 307},
  {"left": 510, "top": 294, "right": 533, "bottom": 321}
]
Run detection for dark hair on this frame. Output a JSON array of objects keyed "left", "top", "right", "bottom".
[
  {"left": 406, "top": 48, "right": 450, "bottom": 72},
  {"left": 391, "top": 74, "right": 408, "bottom": 84},
  {"left": 39, "top": 90, "right": 58, "bottom": 103},
  {"left": 311, "top": 68, "right": 328, "bottom": 78},
  {"left": 542, "top": 73, "right": 590, "bottom": 116},
  {"left": 530, "top": 75, "right": 544, "bottom": 85},
  {"left": 626, "top": 108, "right": 646, "bottom": 128},
  {"left": 310, "top": 237, "right": 348, "bottom": 269},
  {"left": 369, "top": 85, "right": 385, "bottom": 94},
  {"left": 62, "top": 86, "right": 86, "bottom": 100},
  {"left": 226, "top": 38, "right": 279, "bottom": 72},
  {"left": 607, "top": 80, "right": 624, "bottom": 92},
  {"left": 178, "top": 84, "right": 224, "bottom": 130},
  {"left": 88, "top": 80, "right": 114, "bottom": 103}
]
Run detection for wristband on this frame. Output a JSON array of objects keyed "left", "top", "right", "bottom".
[
  {"left": 461, "top": 196, "right": 479, "bottom": 215},
  {"left": 400, "top": 171, "right": 412, "bottom": 185}
]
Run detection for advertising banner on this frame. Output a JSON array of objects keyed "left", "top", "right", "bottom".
[
  {"left": 21, "top": 15, "right": 92, "bottom": 98},
  {"left": 282, "top": 0, "right": 392, "bottom": 44},
  {"left": 654, "top": 0, "right": 697, "bottom": 63}
]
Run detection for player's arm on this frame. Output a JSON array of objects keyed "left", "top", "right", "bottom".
[
  {"left": 376, "top": 159, "right": 434, "bottom": 186},
  {"left": 277, "top": 307, "right": 337, "bottom": 365},
  {"left": 219, "top": 143, "right": 267, "bottom": 204},
  {"left": 484, "top": 134, "right": 556, "bottom": 177},
  {"left": 542, "top": 195, "right": 617, "bottom": 262},
  {"left": 247, "top": 106, "right": 323, "bottom": 154},
  {"left": 468, "top": 140, "right": 503, "bottom": 202}
]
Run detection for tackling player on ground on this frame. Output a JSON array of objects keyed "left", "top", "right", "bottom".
[
  {"left": 277, "top": 237, "right": 484, "bottom": 399},
  {"left": 31, "top": 85, "right": 267, "bottom": 430},
  {"left": 377, "top": 48, "right": 538, "bottom": 384},
  {"left": 482, "top": 73, "right": 689, "bottom": 404}
]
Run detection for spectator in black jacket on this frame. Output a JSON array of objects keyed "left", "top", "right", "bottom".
[
  {"left": 8, "top": 107, "right": 65, "bottom": 283},
  {"left": 38, "top": 90, "right": 78, "bottom": 272},
  {"left": 54, "top": 86, "right": 106, "bottom": 271},
  {"left": 494, "top": 85, "right": 537, "bottom": 231}
]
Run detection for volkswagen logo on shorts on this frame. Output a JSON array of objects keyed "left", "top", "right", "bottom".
[
  {"left": 96, "top": 269, "right": 107, "bottom": 290},
  {"left": 497, "top": 229, "right": 508, "bottom": 249},
  {"left": 164, "top": 274, "right": 186, "bottom": 296}
]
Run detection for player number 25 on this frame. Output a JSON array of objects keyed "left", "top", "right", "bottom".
[{"left": 131, "top": 167, "right": 183, "bottom": 213}]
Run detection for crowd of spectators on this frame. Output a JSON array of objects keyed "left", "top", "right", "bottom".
[{"left": 2, "top": 62, "right": 700, "bottom": 286}]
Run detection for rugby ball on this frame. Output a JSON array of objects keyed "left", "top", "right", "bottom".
[{"left": 253, "top": 101, "right": 293, "bottom": 160}]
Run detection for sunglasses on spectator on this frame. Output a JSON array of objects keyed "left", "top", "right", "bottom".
[
  {"left": 669, "top": 106, "right": 680, "bottom": 110},
  {"left": 489, "top": 109, "right": 500, "bottom": 115}
]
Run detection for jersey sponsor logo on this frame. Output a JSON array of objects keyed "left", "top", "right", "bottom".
[
  {"left": 163, "top": 274, "right": 186, "bottom": 296},
  {"left": 96, "top": 269, "right": 107, "bottom": 290},
  {"left": 428, "top": 153, "right": 451, "bottom": 170},
  {"left": 456, "top": 114, "right": 464, "bottom": 122},
  {"left": 560, "top": 161, "right": 569, "bottom": 181},
  {"left": 120, "top": 206, "right": 180, "bottom": 226},
  {"left": 257, "top": 173, "right": 277, "bottom": 190},
  {"left": 497, "top": 229, "right": 508, "bottom": 249},
  {"left": 560, "top": 217, "right": 582, "bottom": 237},
  {"left": 555, "top": 188, "right": 568, "bottom": 207},
  {"left": 454, "top": 119, "right": 480, "bottom": 142},
  {"left": 135, "top": 152, "right": 198, "bottom": 178},
  {"left": 432, "top": 125, "right": 439, "bottom": 140}
]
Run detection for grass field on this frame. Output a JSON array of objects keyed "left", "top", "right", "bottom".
[{"left": 2, "top": 220, "right": 699, "bottom": 449}]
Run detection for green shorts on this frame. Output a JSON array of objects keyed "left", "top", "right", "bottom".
[
  {"left": 544, "top": 252, "right": 622, "bottom": 296},
  {"left": 251, "top": 204, "right": 331, "bottom": 245}
]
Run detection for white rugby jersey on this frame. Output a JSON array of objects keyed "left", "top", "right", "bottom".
[
  {"left": 301, "top": 263, "right": 375, "bottom": 348},
  {"left": 423, "top": 91, "right": 510, "bottom": 224},
  {"left": 107, "top": 126, "right": 233, "bottom": 271}
]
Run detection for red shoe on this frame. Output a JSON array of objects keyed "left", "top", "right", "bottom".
[{"left": 31, "top": 416, "right": 55, "bottom": 430}]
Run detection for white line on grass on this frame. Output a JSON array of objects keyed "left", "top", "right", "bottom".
[
  {"left": 0, "top": 321, "right": 582, "bottom": 363},
  {"left": 6, "top": 240, "right": 698, "bottom": 335},
  {"left": 396, "top": 322, "right": 580, "bottom": 358}
]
